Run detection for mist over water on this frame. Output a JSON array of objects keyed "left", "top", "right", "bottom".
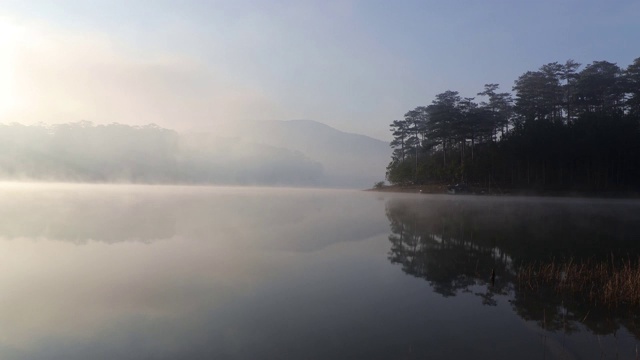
[
  {"left": 0, "top": 121, "right": 388, "bottom": 188},
  {"left": 0, "top": 184, "right": 392, "bottom": 360},
  {"left": 1, "top": 184, "right": 639, "bottom": 359}
]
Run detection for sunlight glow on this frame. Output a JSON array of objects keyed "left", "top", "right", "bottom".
[{"left": 0, "top": 18, "right": 21, "bottom": 117}]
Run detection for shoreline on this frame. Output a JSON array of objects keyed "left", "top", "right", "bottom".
[{"left": 366, "top": 183, "right": 640, "bottom": 199}]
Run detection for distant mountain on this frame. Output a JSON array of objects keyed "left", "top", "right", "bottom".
[
  {"left": 0, "top": 121, "right": 389, "bottom": 188},
  {"left": 228, "top": 120, "right": 390, "bottom": 188},
  {"left": 177, "top": 132, "right": 324, "bottom": 186},
  {"left": 0, "top": 122, "right": 324, "bottom": 187}
]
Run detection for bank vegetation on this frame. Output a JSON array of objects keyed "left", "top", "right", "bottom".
[{"left": 387, "top": 58, "right": 640, "bottom": 193}]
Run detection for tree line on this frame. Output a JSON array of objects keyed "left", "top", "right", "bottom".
[
  {"left": 0, "top": 121, "right": 323, "bottom": 185},
  {"left": 386, "top": 57, "right": 640, "bottom": 192}
]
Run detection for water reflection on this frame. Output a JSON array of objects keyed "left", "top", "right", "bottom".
[
  {"left": 0, "top": 184, "right": 177, "bottom": 243},
  {"left": 0, "top": 183, "right": 388, "bottom": 251},
  {"left": 0, "top": 184, "right": 396, "bottom": 360},
  {"left": 2, "top": 184, "right": 639, "bottom": 359},
  {"left": 385, "top": 195, "right": 640, "bottom": 338}
]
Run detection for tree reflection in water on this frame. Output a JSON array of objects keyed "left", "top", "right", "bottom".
[{"left": 385, "top": 195, "right": 640, "bottom": 338}]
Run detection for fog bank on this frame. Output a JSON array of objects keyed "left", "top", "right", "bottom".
[{"left": 0, "top": 120, "right": 388, "bottom": 188}]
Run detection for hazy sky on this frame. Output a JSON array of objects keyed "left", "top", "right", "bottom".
[{"left": 0, "top": 0, "right": 638, "bottom": 140}]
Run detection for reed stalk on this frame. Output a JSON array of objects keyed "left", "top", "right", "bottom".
[{"left": 516, "top": 257, "right": 640, "bottom": 308}]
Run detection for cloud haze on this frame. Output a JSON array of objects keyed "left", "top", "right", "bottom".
[
  {"left": 1, "top": 1, "right": 639, "bottom": 140},
  {"left": 0, "top": 15, "right": 285, "bottom": 133}
]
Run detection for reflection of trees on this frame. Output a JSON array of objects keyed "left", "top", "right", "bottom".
[
  {"left": 385, "top": 196, "right": 640, "bottom": 337},
  {"left": 0, "top": 190, "right": 176, "bottom": 244},
  {"left": 386, "top": 198, "right": 513, "bottom": 303}
]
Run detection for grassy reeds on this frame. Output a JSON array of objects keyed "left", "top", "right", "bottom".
[{"left": 516, "top": 257, "right": 640, "bottom": 308}]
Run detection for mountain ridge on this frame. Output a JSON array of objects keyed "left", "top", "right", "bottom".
[{"left": 228, "top": 119, "right": 390, "bottom": 188}]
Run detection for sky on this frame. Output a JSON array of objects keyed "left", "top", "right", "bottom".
[{"left": 0, "top": 0, "right": 638, "bottom": 140}]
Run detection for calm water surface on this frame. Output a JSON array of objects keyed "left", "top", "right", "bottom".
[{"left": 0, "top": 183, "right": 639, "bottom": 359}]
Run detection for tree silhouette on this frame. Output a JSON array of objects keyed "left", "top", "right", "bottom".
[{"left": 386, "top": 57, "right": 640, "bottom": 192}]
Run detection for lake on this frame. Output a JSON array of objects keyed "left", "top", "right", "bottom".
[{"left": 0, "top": 183, "right": 639, "bottom": 359}]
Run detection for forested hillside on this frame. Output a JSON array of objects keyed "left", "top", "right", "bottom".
[
  {"left": 226, "top": 120, "right": 389, "bottom": 188},
  {"left": 0, "top": 119, "right": 388, "bottom": 188},
  {"left": 386, "top": 58, "right": 640, "bottom": 192},
  {"left": 0, "top": 121, "right": 323, "bottom": 186}
]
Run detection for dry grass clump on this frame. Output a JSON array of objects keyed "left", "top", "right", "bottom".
[{"left": 517, "top": 258, "right": 640, "bottom": 308}]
